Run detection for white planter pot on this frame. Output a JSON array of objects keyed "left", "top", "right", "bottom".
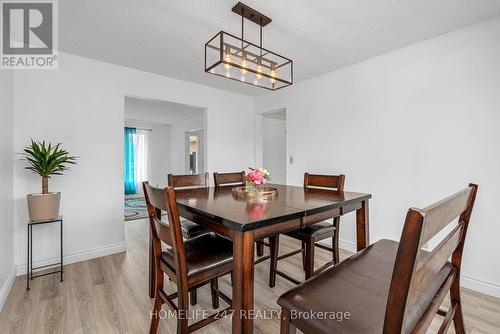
[{"left": 27, "top": 192, "right": 61, "bottom": 221}]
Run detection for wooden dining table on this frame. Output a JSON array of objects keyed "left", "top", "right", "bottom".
[{"left": 148, "top": 184, "right": 371, "bottom": 334}]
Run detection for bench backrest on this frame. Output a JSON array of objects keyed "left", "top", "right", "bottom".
[{"left": 384, "top": 184, "right": 478, "bottom": 333}]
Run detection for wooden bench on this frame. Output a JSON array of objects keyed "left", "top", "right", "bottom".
[{"left": 278, "top": 183, "right": 478, "bottom": 334}]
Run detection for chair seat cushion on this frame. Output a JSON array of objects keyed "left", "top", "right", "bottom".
[
  {"left": 277, "top": 239, "right": 455, "bottom": 334},
  {"left": 285, "top": 221, "right": 336, "bottom": 239},
  {"left": 180, "top": 219, "right": 209, "bottom": 238},
  {"left": 161, "top": 233, "right": 233, "bottom": 277}
]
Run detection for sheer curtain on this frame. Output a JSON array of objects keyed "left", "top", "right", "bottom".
[{"left": 135, "top": 129, "right": 149, "bottom": 191}]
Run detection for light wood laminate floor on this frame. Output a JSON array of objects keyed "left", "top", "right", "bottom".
[{"left": 1, "top": 218, "right": 499, "bottom": 333}]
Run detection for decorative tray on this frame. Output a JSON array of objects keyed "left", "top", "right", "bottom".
[{"left": 232, "top": 186, "right": 278, "bottom": 200}]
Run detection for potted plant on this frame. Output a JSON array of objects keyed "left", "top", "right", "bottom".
[{"left": 23, "top": 140, "right": 77, "bottom": 221}]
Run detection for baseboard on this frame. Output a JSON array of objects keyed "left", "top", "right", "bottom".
[
  {"left": 0, "top": 266, "right": 16, "bottom": 313},
  {"left": 16, "top": 241, "right": 127, "bottom": 276},
  {"left": 324, "top": 238, "right": 500, "bottom": 299},
  {"left": 318, "top": 238, "right": 357, "bottom": 253},
  {"left": 339, "top": 238, "right": 357, "bottom": 253},
  {"left": 461, "top": 275, "right": 500, "bottom": 299}
]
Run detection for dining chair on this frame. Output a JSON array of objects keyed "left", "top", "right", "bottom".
[
  {"left": 143, "top": 182, "right": 233, "bottom": 334},
  {"left": 213, "top": 171, "right": 246, "bottom": 188},
  {"left": 278, "top": 183, "right": 478, "bottom": 334},
  {"left": 167, "top": 173, "right": 211, "bottom": 239},
  {"left": 213, "top": 171, "right": 276, "bottom": 259},
  {"left": 167, "top": 173, "right": 211, "bottom": 305},
  {"left": 269, "top": 173, "right": 345, "bottom": 287}
]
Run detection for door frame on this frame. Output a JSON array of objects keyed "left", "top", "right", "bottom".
[
  {"left": 185, "top": 128, "right": 205, "bottom": 174},
  {"left": 255, "top": 107, "right": 287, "bottom": 183}
]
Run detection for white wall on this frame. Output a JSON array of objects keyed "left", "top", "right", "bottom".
[
  {"left": 124, "top": 119, "right": 170, "bottom": 188},
  {"left": 169, "top": 115, "right": 205, "bottom": 174},
  {"left": 255, "top": 17, "right": 500, "bottom": 297},
  {"left": 12, "top": 52, "right": 255, "bottom": 273},
  {"left": 0, "top": 71, "right": 14, "bottom": 311}
]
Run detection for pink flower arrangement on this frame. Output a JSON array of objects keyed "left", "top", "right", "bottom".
[{"left": 246, "top": 167, "right": 271, "bottom": 188}]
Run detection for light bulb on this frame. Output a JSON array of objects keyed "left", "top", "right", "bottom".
[
  {"left": 253, "top": 79, "right": 259, "bottom": 85},
  {"left": 270, "top": 67, "right": 277, "bottom": 85},
  {"left": 256, "top": 64, "right": 263, "bottom": 80},
  {"left": 240, "top": 58, "right": 248, "bottom": 75},
  {"left": 225, "top": 71, "right": 230, "bottom": 78},
  {"left": 240, "top": 76, "right": 246, "bottom": 82},
  {"left": 224, "top": 53, "right": 232, "bottom": 70}
]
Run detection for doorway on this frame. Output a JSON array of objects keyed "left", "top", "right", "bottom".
[
  {"left": 186, "top": 129, "right": 204, "bottom": 174},
  {"left": 261, "top": 109, "right": 287, "bottom": 184},
  {"left": 123, "top": 96, "right": 206, "bottom": 221}
]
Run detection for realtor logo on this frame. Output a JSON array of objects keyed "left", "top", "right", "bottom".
[{"left": 1, "top": 0, "right": 58, "bottom": 69}]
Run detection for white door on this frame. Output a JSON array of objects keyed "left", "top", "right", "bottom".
[{"left": 263, "top": 120, "right": 286, "bottom": 184}]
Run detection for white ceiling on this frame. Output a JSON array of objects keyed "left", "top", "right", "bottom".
[
  {"left": 60, "top": 1, "right": 500, "bottom": 96},
  {"left": 124, "top": 97, "right": 204, "bottom": 125}
]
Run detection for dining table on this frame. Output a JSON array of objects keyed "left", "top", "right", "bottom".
[{"left": 148, "top": 183, "right": 372, "bottom": 334}]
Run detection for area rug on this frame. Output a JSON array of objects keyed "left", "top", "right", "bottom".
[{"left": 124, "top": 197, "right": 148, "bottom": 221}]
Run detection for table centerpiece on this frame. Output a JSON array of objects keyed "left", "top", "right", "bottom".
[{"left": 232, "top": 167, "right": 278, "bottom": 200}]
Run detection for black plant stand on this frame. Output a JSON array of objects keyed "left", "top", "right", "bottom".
[{"left": 26, "top": 215, "right": 63, "bottom": 290}]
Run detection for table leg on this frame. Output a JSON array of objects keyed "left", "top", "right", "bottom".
[
  {"left": 355, "top": 199, "right": 370, "bottom": 251},
  {"left": 232, "top": 230, "right": 255, "bottom": 334}
]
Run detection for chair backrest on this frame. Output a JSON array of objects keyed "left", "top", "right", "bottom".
[
  {"left": 143, "top": 182, "right": 188, "bottom": 281},
  {"left": 304, "top": 173, "right": 345, "bottom": 191},
  {"left": 167, "top": 172, "right": 209, "bottom": 189},
  {"left": 214, "top": 171, "right": 245, "bottom": 188},
  {"left": 384, "top": 183, "right": 478, "bottom": 333}
]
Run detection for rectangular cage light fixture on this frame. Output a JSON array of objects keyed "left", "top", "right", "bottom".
[{"left": 204, "top": 3, "right": 293, "bottom": 91}]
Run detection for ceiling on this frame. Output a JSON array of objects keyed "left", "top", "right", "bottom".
[
  {"left": 124, "top": 97, "right": 204, "bottom": 125},
  {"left": 60, "top": 1, "right": 500, "bottom": 96}
]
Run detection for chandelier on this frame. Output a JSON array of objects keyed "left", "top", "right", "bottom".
[{"left": 205, "top": 2, "right": 293, "bottom": 91}]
